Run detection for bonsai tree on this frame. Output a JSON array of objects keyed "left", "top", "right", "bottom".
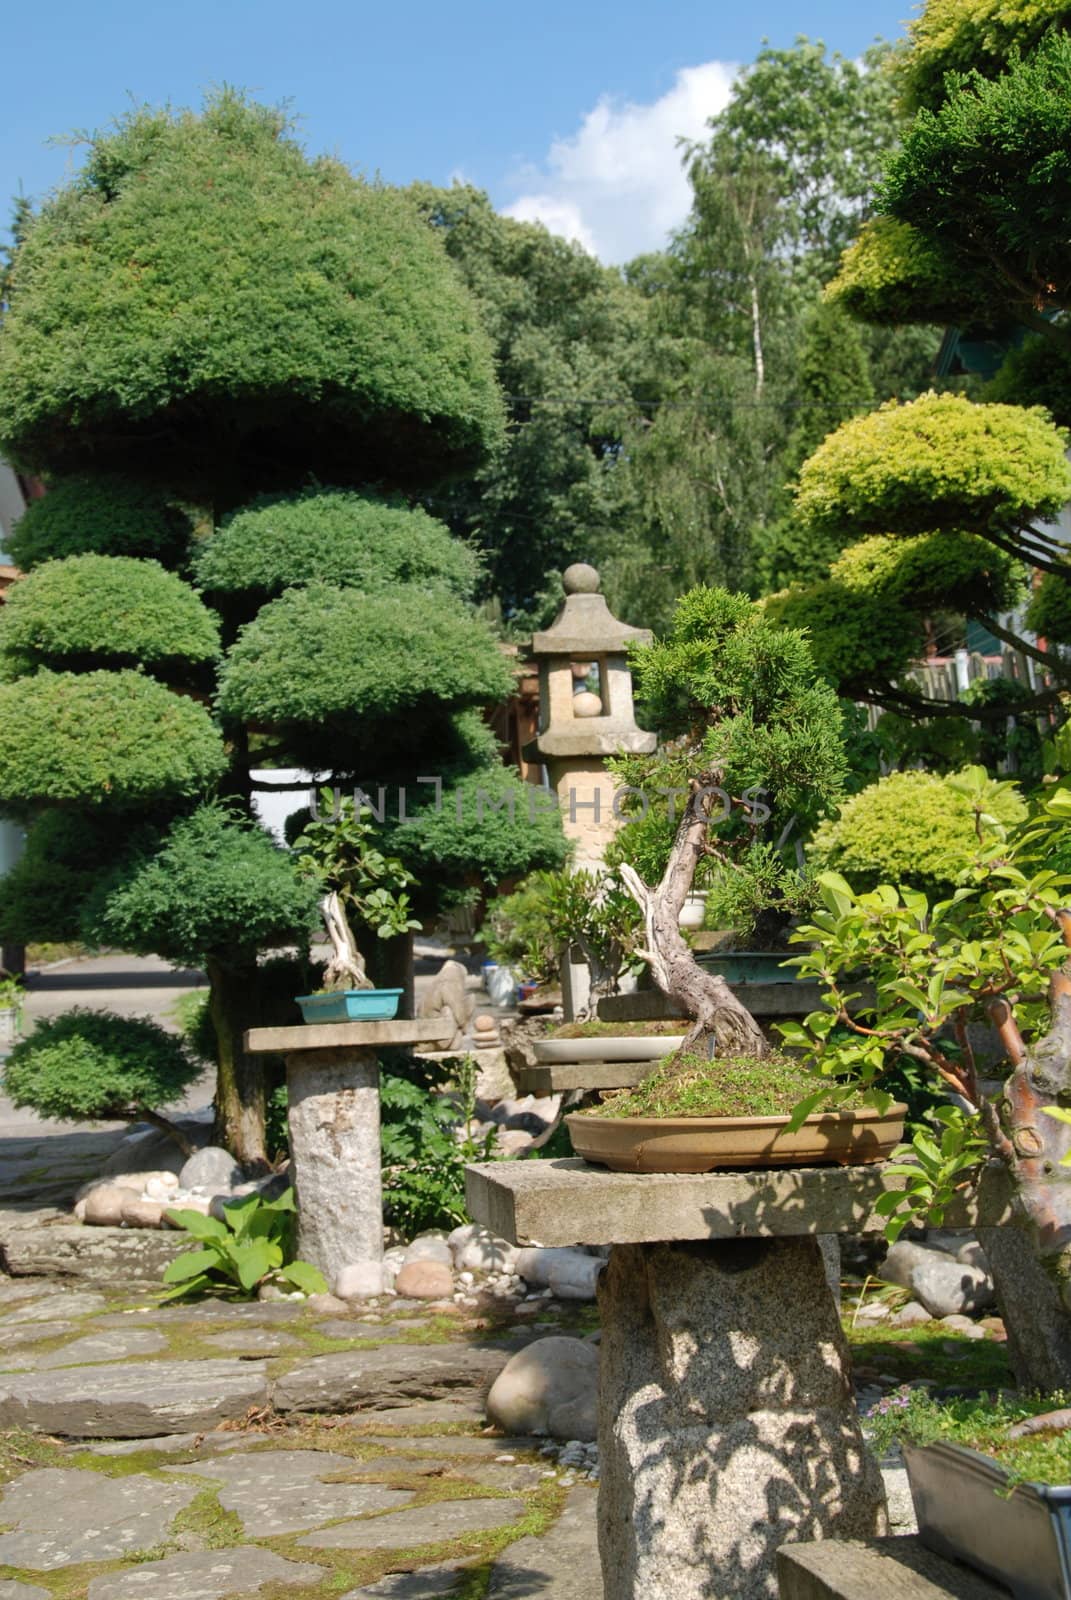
[
  {"left": 610, "top": 586, "right": 846, "bottom": 1053},
  {"left": 782, "top": 779, "right": 1071, "bottom": 1391},
  {"left": 3, "top": 1010, "right": 203, "bottom": 1153}
]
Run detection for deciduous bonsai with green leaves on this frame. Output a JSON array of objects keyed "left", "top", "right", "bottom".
[{"left": 783, "top": 775, "right": 1071, "bottom": 1390}]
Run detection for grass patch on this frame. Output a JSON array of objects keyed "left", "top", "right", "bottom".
[
  {"left": 848, "top": 1324, "right": 1013, "bottom": 1390},
  {"left": 0, "top": 1427, "right": 68, "bottom": 1486},
  {"left": 169, "top": 1484, "right": 245, "bottom": 1547},
  {"left": 588, "top": 1051, "right": 871, "bottom": 1120}
]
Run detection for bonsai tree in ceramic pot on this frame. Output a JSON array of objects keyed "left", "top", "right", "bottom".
[
  {"left": 609, "top": 585, "right": 846, "bottom": 1040},
  {"left": 291, "top": 793, "right": 421, "bottom": 1017}
]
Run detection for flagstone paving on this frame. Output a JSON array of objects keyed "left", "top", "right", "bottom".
[{"left": 0, "top": 1275, "right": 600, "bottom": 1600}]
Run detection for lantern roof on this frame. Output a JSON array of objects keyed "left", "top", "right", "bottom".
[{"left": 529, "top": 564, "right": 652, "bottom": 657}]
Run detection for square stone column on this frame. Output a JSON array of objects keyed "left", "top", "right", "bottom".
[
  {"left": 465, "top": 1158, "right": 1014, "bottom": 1600},
  {"left": 245, "top": 1019, "right": 451, "bottom": 1282}
]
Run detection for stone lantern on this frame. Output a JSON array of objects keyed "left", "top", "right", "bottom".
[{"left": 525, "top": 562, "right": 655, "bottom": 871}]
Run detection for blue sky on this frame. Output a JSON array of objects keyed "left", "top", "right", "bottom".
[{"left": 3, "top": 0, "right": 913, "bottom": 263}]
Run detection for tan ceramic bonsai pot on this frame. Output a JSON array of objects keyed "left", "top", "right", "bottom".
[{"left": 565, "top": 1103, "right": 907, "bottom": 1173}]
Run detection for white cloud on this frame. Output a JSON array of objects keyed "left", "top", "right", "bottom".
[{"left": 503, "top": 61, "right": 736, "bottom": 265}]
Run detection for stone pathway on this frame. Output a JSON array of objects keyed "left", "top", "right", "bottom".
[{"left": 0, "top": 1278, "right": 601, "bottom": 1600}]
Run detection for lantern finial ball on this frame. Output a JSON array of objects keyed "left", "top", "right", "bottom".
[{"left": 563, "top": 563, "right": 601, "bottom": 595}]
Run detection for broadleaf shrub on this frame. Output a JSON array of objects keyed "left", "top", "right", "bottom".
[{"left": 162, "top": 1187, "right": 327, "bottom": 1301}]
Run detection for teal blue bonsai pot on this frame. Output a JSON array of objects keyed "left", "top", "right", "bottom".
[{"left": 296, "top": 989, "right": 403, "bottom": 1024}]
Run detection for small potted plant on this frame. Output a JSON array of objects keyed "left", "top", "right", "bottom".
[
  {"left": 292, "top": 792, "right": 421, "bottom": 1022},
  {"left": 867, "top": 1386, "right": 1071, "bottom": 1600}
]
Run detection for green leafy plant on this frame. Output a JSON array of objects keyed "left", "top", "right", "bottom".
[
  {"left": 292, "top": 793, "right": 421, "bottom": 991},
  {"left": 0, "top": 977, "right": 24, "bottom": 1013},
  {"left": 380, "top": 1054, "right": 497, "bottom": 1235},
  {"left": 161, "top": 1187, "right": 326, "bottom": 1300},
  {"left": 866, "top": 1385, "right": 1071, "bottom": 1490},
  {"left": 479, "top": 871, "right": 561, "bottom": 986},
  {"left": 780, "top": 783, "right": 1071, "bottom": 1238}
]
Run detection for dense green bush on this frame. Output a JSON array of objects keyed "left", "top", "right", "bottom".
[
  {"left": 90, "top": 804, "right": 320, "bottom": 967},
  {"left": 7, "top": 475, "right": 194, "bottom": 571},
  {"left": 0, "top": 92, "right": 503, "bottom": 492},
  {"left": 825, "top": 216, "right": 996, "bottom": 326},
  {"left": 794, "top": 393, "right": 1071, "bottom": 538},
  {"left": 0, "top": 811, "right": 155, "bottom": 946},
  {"left": 764, "top": 578, "right": 920, "bottom": 694},
  {"left": 1026, "top": 567, "right": 1071, "bottom": 643},
  {"left": 0, "top": 555, "right": 220, "bottom": 680},
  {"left": 897, "top": 0, "right": 1071, "bottom": 113},
  {"left": 0, "top": 670, "right": 226, "bottom": 812},
  {"left": 883, "top": 30, "right": 1071, "bottom": 323},
  {"left": 3, "top": 1009, "right": 201, "bottom": 1123},
  {"left": 194, "top": 489, "right": 480, "bottom": 605},
  {"left": 809, "top": 767, "right": 1027, "bottom": 897},
  {"left": 216, "top": 583, "right": 513, "bottom": 738},
  {"left": 380, "top": 1056, "right": 496, "bottom": 1235}
]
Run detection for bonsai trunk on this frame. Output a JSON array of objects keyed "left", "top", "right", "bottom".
[
  {"left": 620, "top": 778, "right": 767, "bottom": 1058},
  {"left": 321, "top": 890, "right": 371, "bottom": 991},
  {"left": 980, "top": 923, "right": 1071, "bottom": 1391},
  {"left": 206, "top": 955, "right": 268, "bottom": 1170}
]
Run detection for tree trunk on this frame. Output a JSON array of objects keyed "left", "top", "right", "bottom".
[
  {"left": 620, "top": 779, "right": 767, "bottom": 1058},
  {"left": 983, "top": 940, "right": 1071, "bottom": 1391},
  {"left": 206, "top": 955, "right": 268, "bottom": 1170}
]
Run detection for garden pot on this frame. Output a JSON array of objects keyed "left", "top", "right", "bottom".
[
  {"left": 296, "top": 988, "right": 403, "bottom": 1023},
  {"left": 904, "top": 1440, "right": 1071, "bottom": 1600},
  {"left": 697, "top": 950, "right": 800, "bottom": 985},
  {"left": 534, "top": 1035, "right": 684, "bottom": 1065},
  {"left": 565, "top": 1102, "right": 906, "bottom": 1173},
  {"left": 678, "top": 892, "right": 708, "bottom": 931}
]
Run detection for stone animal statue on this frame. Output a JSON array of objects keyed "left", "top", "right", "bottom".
[{"left": 417, "top": 958, "right": 475, "bottom": 1049}]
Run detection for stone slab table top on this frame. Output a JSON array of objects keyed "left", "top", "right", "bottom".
[
  {"left": 244, "top": 1019, "right": 453, "bottom": 1053},
  {"left": 776, "top": 1537, "right": 1009, "bottom": 1598},
  {"left": 512, "top": 1060, "right": 649, "bottom": 1096},
  {"left": 464, "top": 1157, "right": 1016, "bottom": 1247},
  {"left": 597, "top": 982, "right": 874, "bottom": 1023}
]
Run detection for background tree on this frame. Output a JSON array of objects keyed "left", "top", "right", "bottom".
[{"left": 0, "top": 94, "right": 560, "bottom": 1163}]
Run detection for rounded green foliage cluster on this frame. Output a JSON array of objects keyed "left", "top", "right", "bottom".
[
  {"left": 795, "top": 393, "right": 1071, "bottom": 538},
  {"left": 7, "top": 475, "right": 193, "bottom": 571},
  {"left": 0, "top": 92, "right": 503, "bottom": 492},
  {"left": 383, "top": 762, "right": 568, "bottom": 911},
  {"left": 3, "top": 1008, "right": 201, "bottom": 1122},
  {"left": 0, "top": 555, "right": 220, "bottom": 680},
  {"left": 986, "top": 334, "right": 1071, "bottom": 427},
  {"left": 1026, "top": 568, "right": 1071, "bottom": 643},
  {"left": 899, "top": 0, "right": 1071, "bottom": 114},
  {"left": 825, "top": 216, "right": 996, "bottom": 327},
  {"left": 0, "top": 670, "right": 226, "bottom": 812},
  {"left": 91, "top": 804, "right": 320, "bottom": 966},
  {"left": 809, "top": 768, "right": 1027, "bottom": 897},
  {"left": 217, "top": 583, "right": 513, "bottom": 735},
  {"left": 194, "top": 489, "right": 480, "bottom": 604},
  {"left": 883, "top": 30, "right": 1071, "bottom": 320},
  {"left": 629, "top": 586, "right": 846, "bottom": 829}
]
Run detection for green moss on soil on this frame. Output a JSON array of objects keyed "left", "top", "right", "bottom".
[
  {"left": 587, "top": 1051, "right": 869, "bottom": 1119},
  {"left": 551, "top": 1019, "right": 684, "bottom": 1039},
  {"left": 848, "top": 1323, "right": 1013, "bottom": 1390}
]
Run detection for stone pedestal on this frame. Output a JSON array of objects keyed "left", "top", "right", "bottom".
[
  {"left": 465, "top": 1159, "right": 1014, "bottom": 1600},
  {"left": 599, "top": 1239, "right": 885, "bottom": 1600},
  {"left": 245, "top": 1019, "right": 451, "bottom": 1281}
]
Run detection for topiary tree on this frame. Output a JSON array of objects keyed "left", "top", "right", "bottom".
[
  {"left": 897, "top": 0, "right": 1071, "bottom": 114},
  {"left": 88, "top": 806, "right": 321, "bottom": 1162},
  {"left": 0, "top": 94, "right": 542, "bottom": 1166},
  {"left": 3, "top": 1009, "right": 203, "bottom": 1151},
  {"left": 809, "top": 767, "right": 1028, "bottom": 899},
  {"left": 776, "top": 393, "right": 1071, "bottom": 722}
]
